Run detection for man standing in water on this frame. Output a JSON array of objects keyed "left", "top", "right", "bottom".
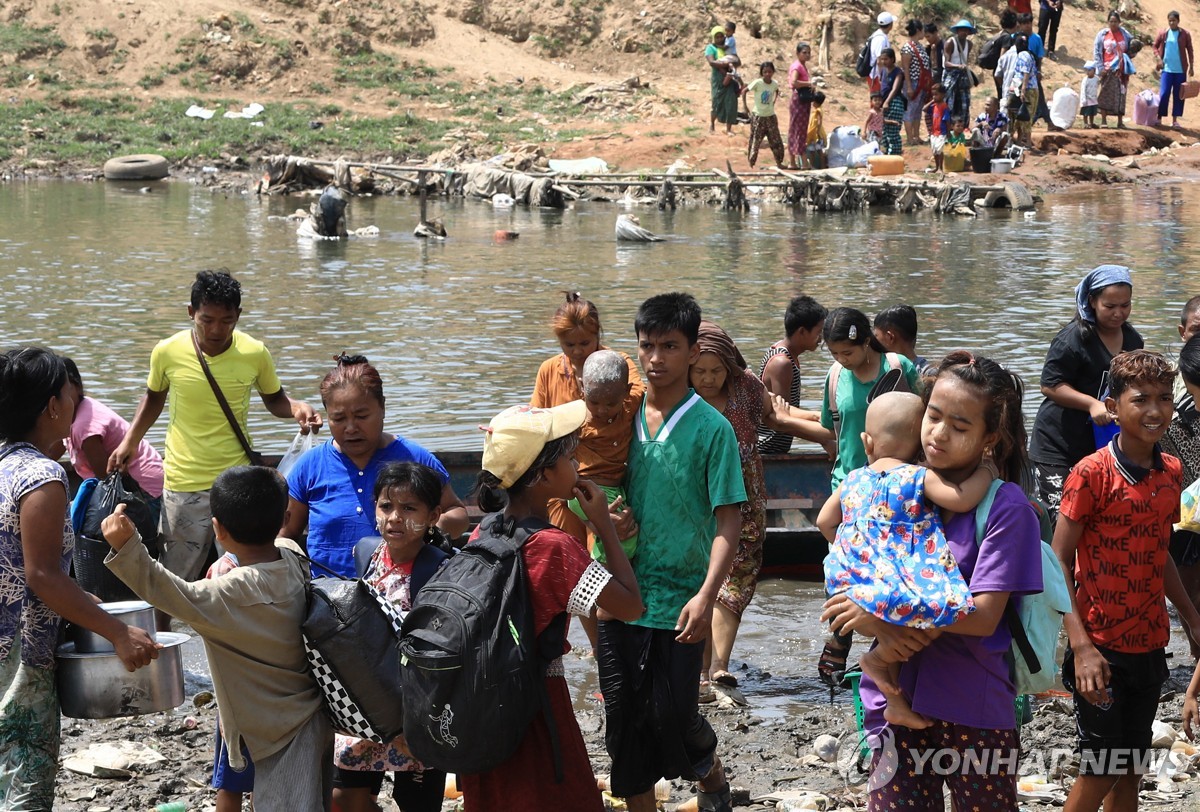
[{"left": 109, "top": 270, "right": 320, "bottom": 581}]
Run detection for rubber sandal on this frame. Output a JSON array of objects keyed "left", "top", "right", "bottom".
[
  {"left": 697, "top": 783, "right": 734, "bottom": 812},
  {"left": 712, "top": 670, "right": 739, "bottom": 688},
  {"left": 699, "top": 679, "right": 717, "bottom": 704},
  {"left": 818, "top": 637, "right": 851, "bottom": 688}
]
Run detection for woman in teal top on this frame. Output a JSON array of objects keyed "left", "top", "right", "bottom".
[{"left": 819, "top": 308, "right": 921, "bottom": 488}]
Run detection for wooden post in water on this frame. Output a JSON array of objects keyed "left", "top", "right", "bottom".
[
  {"left": 721, "top": 161, "right": 748, "bottom": 211},
  {"left": 657, "top": 179, "right": 676, "bottom": 211}
]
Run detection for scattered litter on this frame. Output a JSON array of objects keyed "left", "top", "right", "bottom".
[
  {"left": 812, "top": 734, "right": 840, "bottom": 763},
  {"left": 63, "top": 741, "right": 166, "bottom": 778},
  {"left": 1082, "top": 153, "right": 1112, "bottom": 164},
  {"left": 224, "top": 103, "right": 265, "bottom": 120},
  {"left": 548, "top": 157, "right": 609, "bottom": 174},
  {"left": 185, "top": 105, "right": 216, "bottom": 120},
  {"left": 352, "top": 225, "right": 380, "bottom": 237},
  {"left": 1151, "top": 720, "right": 1177, "bottom": 749}
]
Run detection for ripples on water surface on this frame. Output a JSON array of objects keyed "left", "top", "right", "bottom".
[
  {"left": 3, "top": 181, "right": 1196, "bottom": 453},
  {"left": 4, "top": 180, "right": 1198, "bottom": 708}
]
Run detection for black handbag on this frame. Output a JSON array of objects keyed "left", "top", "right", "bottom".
[
  {"left": 795, "top": 87, "right": 816, "bottom": 103},
  {"left": 1016, "top": 101, "right": 1031, "bottom": 122}
]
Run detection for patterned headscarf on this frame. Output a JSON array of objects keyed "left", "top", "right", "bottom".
[
  {"left": 1074, "top": 264, "right": 1132, "bottom": 323},
  {"left": 696, "top": 321, "right": 748, "bottom": 379}
]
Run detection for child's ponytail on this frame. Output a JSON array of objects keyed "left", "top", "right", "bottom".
[
  {"left": 474, "top": 432, "right": 582, "bottom": 515},
  {"left": 934, "top": 351, "right": 1032, "bottom": 494}
]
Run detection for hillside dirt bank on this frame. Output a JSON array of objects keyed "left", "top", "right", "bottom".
[{"left": 4, "top": 0, "right": 1200, "bottom": 197}]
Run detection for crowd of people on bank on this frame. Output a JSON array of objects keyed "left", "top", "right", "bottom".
[
  {"left": 706, "top": 7, "right": 1196, "bottom": 168},
  {"left": 3, "top": 267, "right": 1200, "bottom": 812}
]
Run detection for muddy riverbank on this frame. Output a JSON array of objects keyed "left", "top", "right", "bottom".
[{"left": 52, "top": 621, "right": 1200, "bottom": 811}]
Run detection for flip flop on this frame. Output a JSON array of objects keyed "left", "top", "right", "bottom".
[
  {"left": 699, "top": 679, "right": 717, "bottom": 704},
  {"left": 712, "top": 670, "right": 739, "bottom": 687}
]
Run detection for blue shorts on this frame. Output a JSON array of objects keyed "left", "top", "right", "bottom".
[{"left": 212, "top": 725, "right": 255, "bottom": 793}]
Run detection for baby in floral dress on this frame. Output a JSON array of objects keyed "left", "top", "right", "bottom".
[{"left": 817, "top": 392, "right": 992, "bottom": 728}]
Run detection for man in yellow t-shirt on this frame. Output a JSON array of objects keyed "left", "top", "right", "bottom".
[{"left": 110, "top": 270, "right": 321, "bottom": 581}]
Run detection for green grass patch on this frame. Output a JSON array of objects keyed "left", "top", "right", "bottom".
[
  {"left": 0, "top": 22, "right": 67, "bottom": 59},
  {"left": 0, "top": 97, "right": 467, "bottom": 164},
  {"left": 334, "top": 51, "right": 449, "bottom": 93},
  {"left": 901, "top": 0, "right": 970, "bottom": 24}
]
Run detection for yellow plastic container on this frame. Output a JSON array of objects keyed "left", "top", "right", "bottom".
[
  {"left": 867, "top": 154, "right": 904, "bottom": 176},
  {"left": 943, "top": 143, "right": 969, "bottom": 173}
]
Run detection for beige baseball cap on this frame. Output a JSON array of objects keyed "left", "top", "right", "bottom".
[{"left": 481, "top": 401, "right": 586, "bottom": 488}]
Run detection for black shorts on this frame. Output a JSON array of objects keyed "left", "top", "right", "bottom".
[
  {"left": 1062, "top": 646, "right": 1169, "bottom": 775},
  {"left": 1170, "top": 528, "right": 1200, "bottom": 568},
  {"left": 596, "top": 621, "right": 718, "bottom": 798},
  {"left": 1031, "top": 461, "right": 1072, "bottom": 523},
  {"left": 333, "top": 767, "right": 446, "bottom": 812}
]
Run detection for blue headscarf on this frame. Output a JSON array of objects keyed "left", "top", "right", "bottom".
[{"left": 1074, "top": 264, "right": 1132, "bottom": 323}]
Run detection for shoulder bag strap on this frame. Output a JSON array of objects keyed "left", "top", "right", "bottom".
[
  {"left": 826, "top": 363, "right": 843, "bottom": 443},
  {"left": 191, "top": 332, "right": 260, "bottom": 464},
  {"left": 973, "top": 480, "right": 1040, "bottom": 674}
]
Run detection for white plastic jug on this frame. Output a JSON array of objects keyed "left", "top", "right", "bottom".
[{"left": 1049, "top": 86, "right": 1079, "bottom": 129}]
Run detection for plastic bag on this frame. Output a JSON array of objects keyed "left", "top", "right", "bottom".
[
  {"left": 1181, "top": 478, "right": 1200, "bottom": 533},
  {"left": 277, "top": 429, "right": 319, "bottom": 478},
  {"left": 80, "top": 473, "right": 157, "bottom": 543}
]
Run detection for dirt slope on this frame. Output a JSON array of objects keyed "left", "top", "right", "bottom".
[{"left": 2, "top": 0, "right": 1198, "bottom": 175}]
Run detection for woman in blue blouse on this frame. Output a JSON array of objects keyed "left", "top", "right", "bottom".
[{"left": 282, "top": 355, "right": 467, "bottom": 576}]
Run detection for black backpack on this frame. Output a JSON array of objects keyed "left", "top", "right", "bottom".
[
  {"left": 398, "top": 513, "right": 568, "bottom": 778},
  {"left": 977, "top": 32, "right": 1010, "bottom": 70},
  {"left": 855, "top": 36, "right": 876, "bottom": 78}
]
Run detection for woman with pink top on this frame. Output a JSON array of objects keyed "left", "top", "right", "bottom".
[{"left": 60, "top": 357, "right": 164, "bottom": 519}]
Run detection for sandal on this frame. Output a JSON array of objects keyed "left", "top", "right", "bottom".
[
  {"left": 699, "top": 678, "right": 717, "bottom": 704},
  {"left": 712, "top": 669, "right": 739, "bottom": 688},
  {"left": 818, "top": 636, "right": 851, "bottom": 688},
  {"left": 697, "top": 782, "right": 734, "bottom": 812}
]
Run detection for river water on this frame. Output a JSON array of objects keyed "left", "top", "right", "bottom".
[{"left": 3, "top": 179, "right": 1199, "bottom": 713}]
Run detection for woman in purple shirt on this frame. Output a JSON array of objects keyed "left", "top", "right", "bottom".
[{"left": 824, "top": 352, "right": 1043, "bottom": 810}]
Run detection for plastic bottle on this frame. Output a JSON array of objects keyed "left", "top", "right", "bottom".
[{"left": 155, "top": 803, "right": 186, "bottom": 812}]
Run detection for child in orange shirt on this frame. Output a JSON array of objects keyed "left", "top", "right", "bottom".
[{"left": 566, "top": 350, "right": 643, "bottom": 563}]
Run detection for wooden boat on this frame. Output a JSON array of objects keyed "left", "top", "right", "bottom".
[{"left": 433, "top": 448, "right": 833, "bottom": 581}]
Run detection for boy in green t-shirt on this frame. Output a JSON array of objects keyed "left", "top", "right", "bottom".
[{"left": 597, "top": 292, "right": 746, "bottom": 812}]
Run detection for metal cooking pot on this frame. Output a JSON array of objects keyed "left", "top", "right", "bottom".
[
  {"left": 56, "top": 631, "right": 189, "bottom": 719},
  {"left": 67, "top": 600, "right": 156, "bottom": 654}
]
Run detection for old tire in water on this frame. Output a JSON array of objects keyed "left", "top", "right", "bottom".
[
  {"left": 979, "top": 181, "right": 1035, "bottom": 211},
  {"left": 103, "top": 154, "right": 169, "bottom": 181}
]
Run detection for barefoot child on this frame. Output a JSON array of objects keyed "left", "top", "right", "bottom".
[
  {"left": 805, "top": 92, "right": 828, "bottom": 169},
  {"left": 923, "top": 83, "right": 950, "bottom": 171},
  {"left": 1053, "top": 350, "right": 1200, "bottom": 812},
  {"left": 863, "top": 93, "right": 885, "bottom": 143},
  {"left": 878, "top": 48, "right": 906, "bottom": 155},
  {"left": 566, "top": 349, "right": 641, "bottom": 563},
  {"left": 817, "top": 391, "right": 991, "bottom": 728},
  {"left": 823, "top": 352, "right": 1043, "bottom": 809},
  {"left": 103, "top": 466, "right": 333, "bottom": 811},
  {"left": 1080, "top": 61, "right": 1100, "bottom": 128},
  {"left": 743, "top": 62, "right": 786, "bottom": 168}
]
